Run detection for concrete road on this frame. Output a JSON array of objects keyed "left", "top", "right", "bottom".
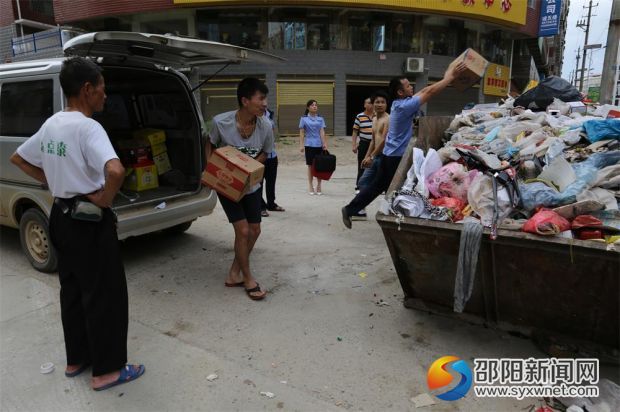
[{"left": 0, "top": 138, "right": 613, "bottom": 411}]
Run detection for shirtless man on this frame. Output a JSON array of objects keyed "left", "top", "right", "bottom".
[
  {"left": 350, "top": 90, "right": 389, "bottom": 220},
  {"left": 358, "top": 90, "right": 390, "bottom": 192}
]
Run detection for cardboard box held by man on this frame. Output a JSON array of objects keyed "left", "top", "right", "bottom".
[
  {"left": 201, "top": 146, "right": 264, "bottom": 202},
  {"left": 447, "top": 48, "right": 488, "bottom": 91}
]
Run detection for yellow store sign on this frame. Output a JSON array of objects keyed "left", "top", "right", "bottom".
[
  {"left": 173, "top": 0, "right": 527, "bottom": 26},
  {"left": 484, "top": 63, "right": 510, "bottom": 97}
]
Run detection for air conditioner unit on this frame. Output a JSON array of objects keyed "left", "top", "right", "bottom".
[{"left": 404, "top": 57, "right": 424, "bottom": 74}]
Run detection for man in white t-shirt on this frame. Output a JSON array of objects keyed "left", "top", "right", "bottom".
[
  {"left": 206, "top": 77, "right": 274, "bottom": 300},
  {"left": 10, "top": 57, "right": 144, "bottom": 391}
]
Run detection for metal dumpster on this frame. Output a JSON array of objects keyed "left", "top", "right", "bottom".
[{"left": 376, "top": 117, "right": 620, "bottom": 352}]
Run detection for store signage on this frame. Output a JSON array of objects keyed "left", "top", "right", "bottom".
[
  {"left": 173, "top": 0, "right": 527, "bottom": 25},
  {"left": 539, "top": 0, "right": 562, "bottom": 37},
  {"left": 484, "top": 63, "right": 510, "bottom": 97}
]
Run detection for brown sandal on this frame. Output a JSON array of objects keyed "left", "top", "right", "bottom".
[{"left": 245, "top": 284, "right": 266, "bottom": 300}]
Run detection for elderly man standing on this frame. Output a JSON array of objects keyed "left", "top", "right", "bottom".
[{"left": 10, "top": 57, "right": 144, "bottom": 391}]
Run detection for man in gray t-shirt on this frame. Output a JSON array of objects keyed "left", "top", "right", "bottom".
[
  {"left": 209, "top": 109, "right": 274, "bottom": 194},
  {"left": 206, "top": 77, "right": 273, "bottom": 301}
]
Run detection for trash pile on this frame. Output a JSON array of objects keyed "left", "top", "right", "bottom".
[{"left": 388, "top": 77, "right": 620, "bottom": 248}]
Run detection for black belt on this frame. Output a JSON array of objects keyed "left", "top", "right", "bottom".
[
  {"left": 54, "top": 197, "right": 79, "bottom": 214},
  {"left": 359, "top": 137, "right": 372, "bottom": 142}
]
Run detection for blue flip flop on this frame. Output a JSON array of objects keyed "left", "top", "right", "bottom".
[
  {"left": 93, "top": 364, "right": 145, "bottom": 391},
  {"left": 65, "top": 363, "right": 90, "bottom": 378}
]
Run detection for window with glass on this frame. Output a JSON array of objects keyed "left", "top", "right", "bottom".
[
  {"left": 197, "top": 9, "right": 265, "bottom": 49},
  {"left": 0, "top": 80, "right": 53, "bottom": 137},
  {"left": 481, "top": 30, "right": 511, "bottom": 66}
]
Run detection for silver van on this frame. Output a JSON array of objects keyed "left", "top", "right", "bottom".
[{"left": 0, "top": 31, "right": 282, "bottom": 272}]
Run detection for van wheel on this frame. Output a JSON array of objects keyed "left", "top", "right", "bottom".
[
  {"left": 19, "top": 208, "right": 58, "bottom": 273},
  {"left": 163, "top": 221, "right": 193, "bottom": 234}
]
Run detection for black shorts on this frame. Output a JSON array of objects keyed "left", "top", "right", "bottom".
[
  {"left": 305, "top": 146, "right": 323, "bottom": 166},
  {"left": 217, "top": 189, "right": 262, "bottom": 224}
]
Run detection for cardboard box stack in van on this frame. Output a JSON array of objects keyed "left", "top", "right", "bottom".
[
  {"left": 133, "top": 128, "right": 172, "bottom": 175},
  {"left": 201, "top": 146, "right": 264, "bottom": 202},
  {"left": 123, "top": 163, "right": 159, "bottom": 191},
  {"left": 447, "top": 48, "right": 489, "bottom": 91}
]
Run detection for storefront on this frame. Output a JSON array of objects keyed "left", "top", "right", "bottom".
[{"left": 49, "top": 0, "right": 533, "bottom": 134}]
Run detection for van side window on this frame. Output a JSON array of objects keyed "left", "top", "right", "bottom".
[{"left": 0, "top": 80, "right": 53, "bottom": 137}]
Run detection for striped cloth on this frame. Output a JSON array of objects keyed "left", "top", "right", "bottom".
[{"left": 353, "top": 112, "right": 373, "bottom": 141}]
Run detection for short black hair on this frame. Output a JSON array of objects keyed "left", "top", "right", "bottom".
[
  {"left": 388, "top": 76, "right": 407, "bottom": 100},
  {"left": 371, "top": 90, "right": 389, "bottom": 103},
  {"left": 60, "top": 57, "right": 103, "bottom": 98},
  {"left": 237, "top": 77, "right": 268, "bottom": 107}
]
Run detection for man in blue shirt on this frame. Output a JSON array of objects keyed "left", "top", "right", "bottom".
[{"left": 341, "top": 63, "right": 466, "bottom": 228}]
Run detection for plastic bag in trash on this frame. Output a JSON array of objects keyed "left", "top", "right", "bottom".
[
  {"left": 592, "top": 104, "right": 620, "bottom": 118},
  {"left": 583, "top": 119, "right": 620, "bottom": 142},
  {"left": 404, "top": 148, "right": 442, "bottom": 196},
  {"left": 520, "top": 151, "right": 620, "bottom": 210},
  {"left": 426, "top": 162, "right": 478, "bottom": 202},
  {"left": 546, "top": 97, "right": 571, "bottom": 116},
  {"left": 431, "top": 197, "right": 467, "bottom": 221},
  {"left": 467, "top": 174, "right": 512, "bottom": 226},
  {"left": 514, "top": 76, "right": 582, "bottom": 111},
  {"left": 523, "top": 209, "right": 570, "bottom": 235}
]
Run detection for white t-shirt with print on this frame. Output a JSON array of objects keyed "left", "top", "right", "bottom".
[{"left": 16, "top": 111, "right": 118, "bottom": 199}]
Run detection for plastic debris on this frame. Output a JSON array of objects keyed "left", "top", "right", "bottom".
[
  {"left": 260, "top": 391, "right": 275, "bottom": 399},
  {"left": 358, "top": 272, "right": 367, "bottom": 279},
  {"left": 523, "top": 209, "right": 570, "bottom": 235},
  {"left": 206, "top": 374, "right": 218, "bottom": 381},
  {"left": 155, "top": 201, "right": 167, "bottom": 209},
  {"left": 40, "top": 362, "right": 55, "bottom": 374}
]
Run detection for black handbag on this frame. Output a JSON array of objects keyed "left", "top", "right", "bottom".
[{"left": 313, "top": 150, "right": 336, "bottom": 173}]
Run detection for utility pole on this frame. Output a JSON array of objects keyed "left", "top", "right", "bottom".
[
  {"left": 574, "top": 47, "right": 581, "bottom": 86},
  {"left": 600, "top": 0, "right": 620, "bottom": 104},
  {"left": 577, "top": 0, "right": 598, "bottom": 92}
]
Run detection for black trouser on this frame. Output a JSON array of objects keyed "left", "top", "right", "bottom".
[
  {"left": 261, "top": 156, "right": 278, "bottom": 210},
  {"left": 356, "top": 139, "right": 371, "bottom": 188},
  {"left": 345, "top": 155, "right": 402, "bottom": 216},
  {"left": 49, "top": 201, "right": 128, "bottom": 377}
]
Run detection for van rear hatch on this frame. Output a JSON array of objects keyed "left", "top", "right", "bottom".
[{"left": 63, "top": 32, "right": 283, "bottom": 209}]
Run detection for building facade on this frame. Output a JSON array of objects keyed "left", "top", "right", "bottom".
[{"left": 3, "top": 0, "right": 563, "bottom": 135}]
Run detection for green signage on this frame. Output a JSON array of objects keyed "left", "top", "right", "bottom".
[{"left": 588, "top": 86, "right": 600, "bottom": 102}]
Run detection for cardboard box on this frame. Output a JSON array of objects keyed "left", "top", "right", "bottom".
[
  {"left": 201, "top": 146, "right": 264, "bottom": 202},
  {"left": 151, "top": 142, "right": 167, "bottom": 156},
  {"left": 447, "top": 48, "right": 489, "bottom": 91},
  {"left": 133, "top": 128, "right": 166, "bottom": 147},
  {"left": 123, "top": 163, "right": 159, "bottom": 191},
  {"left": 153, "top": 151, "right": 172, "bottom": 175},
  {"left": 567, "top": 101, "right": 586, "bottom": 114}
]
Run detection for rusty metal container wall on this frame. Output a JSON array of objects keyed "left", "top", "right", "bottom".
[{"left": 377, "top": 117, "right": 620, "bottom": 349}]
